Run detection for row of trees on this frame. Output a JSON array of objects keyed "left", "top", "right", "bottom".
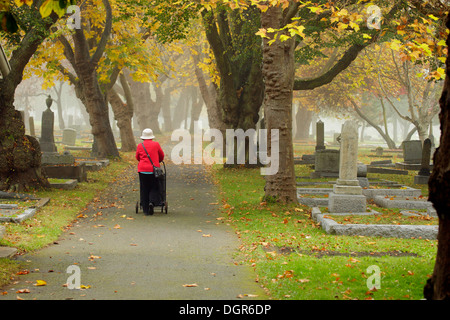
[{"left": 0, "top": 0, "right": 450, "bottom": 299}]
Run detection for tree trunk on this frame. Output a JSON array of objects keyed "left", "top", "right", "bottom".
[
  {"left": 76, "top": 66, "right": 119, "bottom": 158},
  {"left": 424, "top": 13, "right": 450, "bottom": 300},
  {"left": 107, "top": 88, "right": 135, "bottom": 152},
  {"left": 0, "top": 5, "right": 58, "bottom": 191},
  {"left": 192, "top": 52, "right": 225, "bottom": 131},
  {"left": 190, "top": 86, "right": 204, "bottom": 133},
  {"left": 202, "top": 6, "right": 264, "bottom": 164},
  {"left": 261, "top": 4, "right": 297, "bottom": 203}
]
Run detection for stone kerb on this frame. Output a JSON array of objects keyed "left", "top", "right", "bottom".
[
  {"left": 373, "top": 195, "right": 433, "bottom": 210},
  {"left": 311, "top": 207, "right": 438, "bottom": 240}
]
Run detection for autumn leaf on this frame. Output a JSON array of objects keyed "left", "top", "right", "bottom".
[
  {"left": 34, "top": 280, "right": 47, "bottom": 286},
  {"left": 182, "top": 283, "right": 198, "bottom": 287},
  {"left": 16, "top": 289, "right": 30, "bottom": 294}
]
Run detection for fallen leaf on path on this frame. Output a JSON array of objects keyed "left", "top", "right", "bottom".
[
  {"left": 80, "top": 285, "right": 91, "bottom": 289},
  {"left": 34, "top": 280, "right": 47, "bottom": 286},
  {"left": 182, "top": 284, "right": 198, "bottom": 287},
  {"left": 202, "top": 234, "right": 211, "bottom": 237},
  {"left": 114, "top": 224, "right": 121, "bottom": 229},
  {"left": 16, "top": 289, "right": 30, "bottom": 294}
]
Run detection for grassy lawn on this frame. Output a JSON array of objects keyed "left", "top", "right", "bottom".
[
  {"left": 0, "top": 150, "right": 136, "bottom": 288},
  {"left": 210, "top": 143, "right": 436, "bottom": 300}
]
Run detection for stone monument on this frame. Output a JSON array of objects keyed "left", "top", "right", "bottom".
[
  {"left": 29, "top": 116, "right": 35, "bottom": 137},
  {"left": 414, "top": 138, "right": 432, "bottom": 184},
  {"left": 62, "top": 128, "right": 77, "bottom": 146},
  {"left": 328, "top": 120, "right": 366, "bottom": 213},
  {"left": 315, "top": 120, "right": 325, "bottom": 151},
  {"left": 402, "top": 140, "right": 422, "bottom": 164},
  {"left": 39, "top": 95, "right": 57, "bottom": 153}
]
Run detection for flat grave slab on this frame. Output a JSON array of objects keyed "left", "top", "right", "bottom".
[
  {"left": 311, "top": 207, "right": 437, "bottom": 240},
  {"left": 374, "top": 195, "right": 433, "bottom": 210}
]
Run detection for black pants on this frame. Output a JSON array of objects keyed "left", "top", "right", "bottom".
[{"left": 139, "top": 173, "right": 161, "bottom": 214}]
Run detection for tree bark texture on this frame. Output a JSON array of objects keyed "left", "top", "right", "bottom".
[
  {"left": 202, "top": 6, "right": 264, "bottom": 132},
  {"left": 424, "top": 13, "right": 450, "bottom": 300},
  {"left": 0, "top": 5, "right": 57, "bottom": 191},
  {"left": 107, "top": 87, "right": 136, "bottom": 152},
  {"left": 261, "top": 4, "right": 297, "bottom": 203}
]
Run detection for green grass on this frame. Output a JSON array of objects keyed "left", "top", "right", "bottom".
[
  {"left": 210, "top": 148, "right": 437, "bottom": 300},
  {"left": 0, "top": 151, "right": 135, "bottom": 288}
]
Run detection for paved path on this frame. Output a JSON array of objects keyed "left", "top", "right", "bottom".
[{"left": 0, "top": 158, "right": 266, "bottom": 300}]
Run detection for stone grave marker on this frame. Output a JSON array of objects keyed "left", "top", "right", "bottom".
[
  {"left": 62, "top": 128, "right": 77, "bottom": 146},
  {"left": 315, "top": 120, "right": 325, "bottom": 151},
  {"left": 414, "top": 138, "right": 432, "bottom": 184},
  {"left": 311, "top": 149, "right": 340, "bottom": 178},
  {"left": 328, "top": 120, "right": 366, "bottom": 213},
  {"left": 29, "top": 116, "right": 35, "bottom": 136},
  {"left": 39, "top": 95, "right": 57, "bottom": 153},
  {"left": 402, "top": 140, "right": 422, "bottom": 164}
]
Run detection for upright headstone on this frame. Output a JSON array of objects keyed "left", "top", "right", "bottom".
[
  {"left": 414, "top": 138, "right": 432, "bottom": 184},
  {"left": 39, "top": 95, "right": 57, "bottom": 153},
  {"left": 402, "top": 140, "right": 422, "bottom": 164},
  {"left": 315, "top": 120, "right": 325, "bottom": 151},
  {"left": 311, "top": 149, "right": 340, "bottom": 178},
  {"left": 328, "top": 120, "right": 366, "bottom": 213},
  {"left": 29, "top": 116, "right": 35, "bottom": 137},
  {"left": 62, "top": 128, "right": 77, "bottom": 146}
]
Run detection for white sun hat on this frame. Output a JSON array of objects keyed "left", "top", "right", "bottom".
[{"left": 140, "top": 128, "right": 155, "bottom": 140}]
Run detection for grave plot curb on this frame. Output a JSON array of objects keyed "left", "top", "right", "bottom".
[
  {"left": 374, "top": 195, "right": 433, "bottom": 210},
  {"left": 311, "top": 207, "right": 438, "bottom": 240},
  {"left": 0, "top": 198, "right": 50, "bottom": 223}
]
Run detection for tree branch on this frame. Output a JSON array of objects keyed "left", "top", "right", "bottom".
[{"left": 90, "top": 0, "right": 112, "bottom": 67}]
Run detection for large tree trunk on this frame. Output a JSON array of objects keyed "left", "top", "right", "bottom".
[
  {"left": 76, "top": 66, "right": 119, "bottom": 158},
  {"left": 107, "top": 87, "right": 135, "bottom": 152},
  {"left": 192, "top": 51, "right": 225, "bottom": 131},
  {"left": 424, "top": 13, "right": 450, "bottom": 300},
  {"left": 261, "top": 4, "right": 297, "bottom": 203},
  {"left": 202, "top": 6, "right": 264, "bottom": 165},
  {"left": 0, "top": 4, "right": 58, "bottom": 191}
]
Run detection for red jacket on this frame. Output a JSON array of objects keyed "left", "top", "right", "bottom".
[{"left": 136, "top": 140, "right": 164, "bottom": 173}]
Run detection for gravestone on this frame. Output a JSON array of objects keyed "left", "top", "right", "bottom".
[
  {"left": 414, "top": 138, "right": 432, "bottom": 184},
  {"left": 402, "top": 140, "right": 422, "bottom": 164},
  {"left": 375, "top": 147, "right": 383, "bottom": 156},
  {"left": 29, "top": 116, "right": 35, "bottom": 136},
  {"left": 332, "top": 133, "right": 341, "bottom": 146},
  {"left": 62, "top": 128, "right": 77, "bottom": 146},
  {"left": 311, "top": 149, "right": 340, "bottom": 178},
  {"left": 39, "top": 95, "right": 57, "bottom": 153},
  {"left": 315, "top": 120, "right": 325, "bottom": 151},
  {"left": 41, "top": 150, "right": 75, "bottom": 165},
  {"left": 329, "top": 120, "right": 366, "bottom": 213}
]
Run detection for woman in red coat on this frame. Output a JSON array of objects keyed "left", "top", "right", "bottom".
[{"left": 136, "top": 128, "right": 165, "bottom": 215}]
